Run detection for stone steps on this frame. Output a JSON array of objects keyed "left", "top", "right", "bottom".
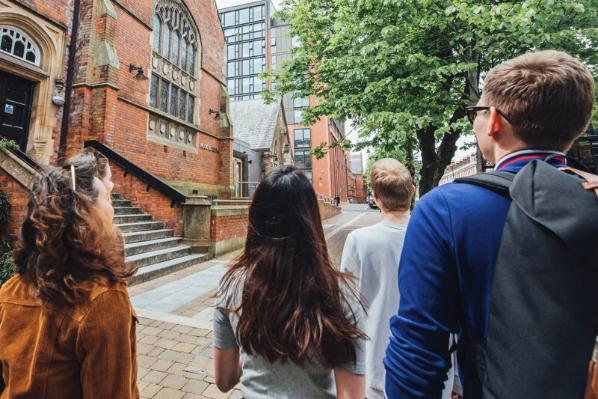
[
  {"left": 113, "top": 213, "right": 153, "bottom": 224},
  {"left": 125, "top": 237, "right": 183, "bottom": 256},
  {"left": 122, "top": 229, "right": 174, "bottom": 244},
  {"left": 131, "top": 253, "right": 208, "bottom": 284},
  {"left": 111, "top": 192, "right": 206, "bottom": 285},
  {"left": 116, "top": 221, "right": 165, "bottom": 233},
  {"left": 114, "top": 206, "right": 142, "bottom": 215}
]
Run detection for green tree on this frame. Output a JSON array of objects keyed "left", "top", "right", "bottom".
[{"left": 267, "top": 0, "right": 598, "bottom": 195}]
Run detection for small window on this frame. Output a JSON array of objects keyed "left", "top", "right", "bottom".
[
  {"left": 160, "top": 81, "right": 169, "bottom": 112},
  {"left": 239, "top": 8, "right": 249, "bottom": 24},
  {"left": 189, "top": 46, "right": 196, "bottom": 75},
  {"left": 153, "top": 15, "right": 161, "bottom": 52},
  {"left": 0, "top": 26, "right": 41, "bottom": 66},
  {"left": 162, "top": 24, "right": 171, "bottom": 58},
  {"left": 178, "top": 91, "right": 186, "bottom": 120},
  {"left": 181, "top": 39, "right": 188, "bottom": 70},
  {"left": 172, "top": 32, "right": 180, "bottom": 65},
  {"left": 170, "top": 85, "right": 178, "bottom": 116},
  {"left": 187, "top": 96, "right": 195, "bottom": 123},
  {"left": 150, "top": 74, "right": 159, "bottom": 108}
]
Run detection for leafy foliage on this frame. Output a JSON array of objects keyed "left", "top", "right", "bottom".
[
  {"left": 267, "top": 0, "right": 598, "bottom": 194},
  {"left": 0, "top": 250, "right": 15, "bottom": 286},
  {"left": 0, "top": 137, "right": 20, "bottom": 152}
]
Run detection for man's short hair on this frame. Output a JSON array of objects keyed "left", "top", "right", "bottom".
[
  {"left": 484, "top": 50, "right": 595, "bottom": 150},
  {"left": 370, "top": 158, "right": 414, "bottom": 211}
]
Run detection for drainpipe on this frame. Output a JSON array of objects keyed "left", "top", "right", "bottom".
[{"left": 58, "top": 0, "right": 81, "bottom": 164}]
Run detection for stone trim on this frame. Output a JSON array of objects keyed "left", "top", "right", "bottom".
[
  {"left": 98, "top": 0, "right": 118, "bottom": 18},
  {"left": 72, "top": 82, "right": 120, "bottom": 91},
  {"left": 0, "top": 146, "right": 40, "bottom": 190},
  {"left": 211, "top": 205, "right": 249, "bottom": 217}
]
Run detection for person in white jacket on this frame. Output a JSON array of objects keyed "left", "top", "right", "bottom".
[{"left": 341, "top": 158, "right": 456, "bottom": 399}]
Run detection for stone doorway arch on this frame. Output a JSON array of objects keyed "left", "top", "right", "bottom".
[{"left": 0, "top": 1, "right": 67, "bottom": 165}]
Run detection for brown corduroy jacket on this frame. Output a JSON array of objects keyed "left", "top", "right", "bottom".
[{"left": 0, "top": 274, "right": 139, "bottom": 399}]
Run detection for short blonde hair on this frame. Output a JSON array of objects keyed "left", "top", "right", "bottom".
[
  {"left": 370, "top": 158, "right": 414, "bottom": 211},
  {"left": 484, "top": 50, "right": 595, "bottom": 150}
]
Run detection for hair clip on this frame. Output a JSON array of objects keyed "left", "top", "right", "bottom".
[{"left": 70, "top": 165, "right": 76, "bottom": 191}]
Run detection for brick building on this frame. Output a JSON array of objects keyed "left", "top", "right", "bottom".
[
  {"left": 0, "top": 0, "right": 232, "bottom": 196},
  {"left": 347, "top": 152, "right": 366, "bottom": 203},
  {"left": 0, "top": 0, "right": 244, "bottom": 281},
  {"left": 218, "top": 1, "right": 351, "bottom": 202},
  {"left": 439, "top": 153, "right": 477, "bottom": 185}
]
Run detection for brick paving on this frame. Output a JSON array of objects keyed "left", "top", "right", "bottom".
[
  {"left": 131, "top": 207, "right": 381, "bottom": 398},
  {"left": 136, "top": 316, "right": 241, "bottom": 399}
]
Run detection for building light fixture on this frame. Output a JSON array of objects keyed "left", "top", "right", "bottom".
[{"left": 129, "top": 64, "right": 148, "bottom": 80}]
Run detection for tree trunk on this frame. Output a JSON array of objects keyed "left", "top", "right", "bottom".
[{"left": 417, "top": 126, "right": 437, "bottom": 197}]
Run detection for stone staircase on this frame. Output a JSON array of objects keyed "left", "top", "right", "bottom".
[{"left": 112, "top": 193, "right": 207, "bottom": 284}]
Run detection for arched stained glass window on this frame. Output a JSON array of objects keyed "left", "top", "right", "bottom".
[
  {"left": 149, "top": 0, "right": 202, "bottom": 150},
  {"left": 0, "top": 26, "right": 41, "bottom": 66}
]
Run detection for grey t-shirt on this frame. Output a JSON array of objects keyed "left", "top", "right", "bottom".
[
  {"left": 341, "top": 219, "right": 455, "bottom": 399},
  {"left": 213, "top": 274, "right": 366, "bottom": 399}
]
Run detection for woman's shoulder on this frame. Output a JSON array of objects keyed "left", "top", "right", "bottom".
[
  {"left": 216, "top": 269, "right": 245, "bottom": 309},
  {"left": 73, "top": 279, "right": 132, "bottom": 322},
  {"left": 0, "top": 274, "right": 37, "bottom": 304}
]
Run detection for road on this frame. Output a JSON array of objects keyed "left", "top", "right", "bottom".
[{"left": 128, "top": 204, "right": 380, "bottom": 399}]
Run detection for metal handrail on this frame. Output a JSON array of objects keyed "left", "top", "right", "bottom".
[{"left": 84, "top": 140, "right": 187, "bottom": 206}]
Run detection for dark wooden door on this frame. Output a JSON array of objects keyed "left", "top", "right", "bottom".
[{"left": 0, "top": 71, "right": 33, "bottom": 150}]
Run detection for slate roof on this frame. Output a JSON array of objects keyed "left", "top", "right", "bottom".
[{"left": 229, "top": 99, "right": 282, "bottom": 151}]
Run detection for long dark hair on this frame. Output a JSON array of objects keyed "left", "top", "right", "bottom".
[
  {"left": 14, "top": 149, "right": 136, "bottom": 305},
  {"left": 218, "top": 165, "right": 366, "bottom": 367}
]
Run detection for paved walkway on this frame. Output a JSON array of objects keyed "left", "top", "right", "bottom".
[{"left": 130, "top": 206, "right": 380, "bottom": 398}]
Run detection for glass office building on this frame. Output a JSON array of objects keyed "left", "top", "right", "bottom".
[{"left": 219, "top": 1, "right": 274, "bottom": 102}]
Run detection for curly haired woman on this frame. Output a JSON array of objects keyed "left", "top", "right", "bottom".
[{"left": 0, "top": 149, "right": 138, "bottom": 398}]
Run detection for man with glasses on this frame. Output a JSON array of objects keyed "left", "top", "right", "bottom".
[{"left": 384, "top": 50, "right": 596, "bottom": 398}]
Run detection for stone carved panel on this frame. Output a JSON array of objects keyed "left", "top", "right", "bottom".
[{"left": 148, "top": 113, "right": 198, "bottom": 152}]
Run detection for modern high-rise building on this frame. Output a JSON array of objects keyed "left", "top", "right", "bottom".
[
  {"left": 219, "top": 1, "right": 351, "bottom": 202},
  {"left": 219, "top": 1, "right": 273, "bottom": 102}
]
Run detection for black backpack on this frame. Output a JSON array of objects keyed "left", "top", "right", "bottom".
[{"left": 456, "top": 160, "right": 598, "bottom": 399}]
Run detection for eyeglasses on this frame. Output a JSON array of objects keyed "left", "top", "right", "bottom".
[{"left": 465, "top": 105, "right": 511, "bottom": 124}]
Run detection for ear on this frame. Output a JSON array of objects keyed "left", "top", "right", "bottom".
[{"left": 487, "top": 107, "right": 502, "bottom": 137}]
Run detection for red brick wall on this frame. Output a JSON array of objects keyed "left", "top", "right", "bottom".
[
  {"left": 288, "top": 107, "right": 349, "bottom": 201},
  {"left": 0, "top": 169, "right": 30, "bottom": 241},
  {"left": 210, "top": 212, "right": 248, "bottom": 243},
  {"left": 319, "top": 201, "right": 341, "bottom": 220},
  {"left": 110, "top": 162, "right": 184, "bottom": 235},
  {"left": 15, "top": 0, "right": 74, "bottom": 28},
  {"left": 354, "top": 174, "right": 367, "bottom": 203},
  {"left": 66, "top": 0, "right": 232, "bottom": 195}
]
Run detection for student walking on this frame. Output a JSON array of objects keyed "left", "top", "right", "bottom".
[
  {"left": 385, "top": 50, "right": 598, "bottom": 399},
  {"left": 213, "top": 165, "right": 367, "bottom": 399},
  {"left": 340, "top": 158, "right": 419, "bottom": 399},
  {"left": 0, "top": 149, "right": 139, "bottom": 398}
]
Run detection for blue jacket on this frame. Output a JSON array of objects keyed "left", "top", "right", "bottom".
[{"left": 384, "top": 150, "right": 567, "bottom": 398}]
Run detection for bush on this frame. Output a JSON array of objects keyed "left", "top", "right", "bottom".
[
  {"left": 0, "top": 250, "right": 15, "bottom": 286},
  {"left": 0, "top": 137, "right": 19, "bottom": 151}
]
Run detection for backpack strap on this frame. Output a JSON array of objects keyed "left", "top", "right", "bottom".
[
  {"left": 454, "top": 171, "right": 515, "bottom": 198},
  {"left": 560, "top": 166, "right": 598, "bottom": 198}
]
